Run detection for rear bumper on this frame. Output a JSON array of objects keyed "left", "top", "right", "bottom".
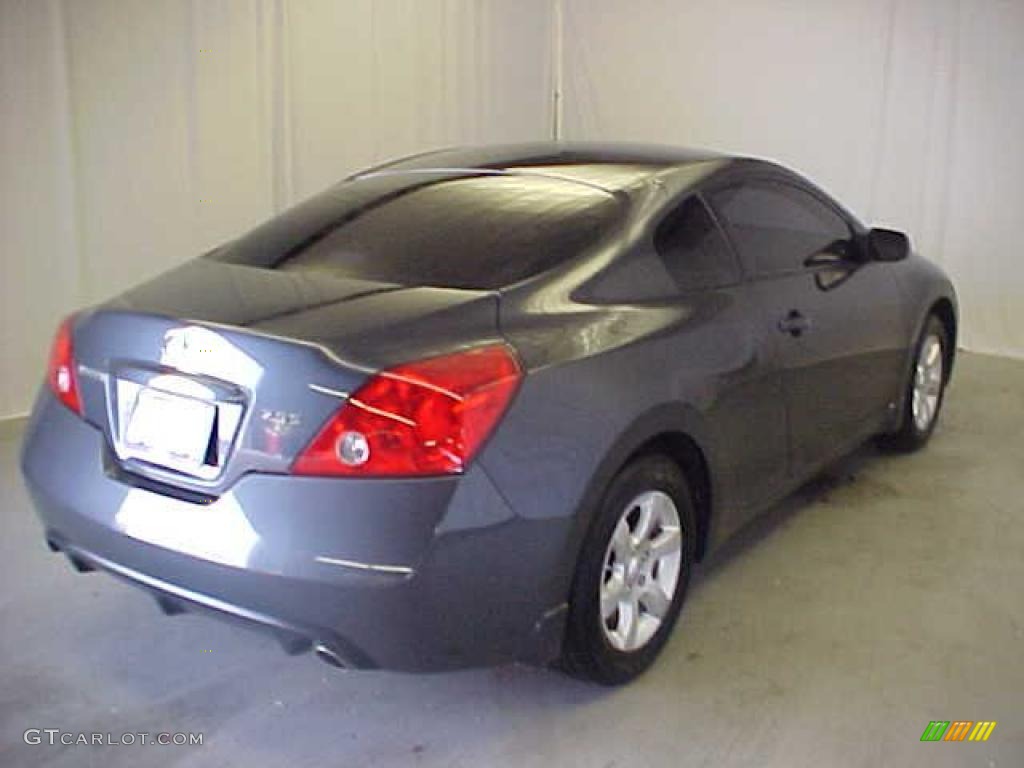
[{"left": 21, "top": 391, "right": 570, "bottom": 671}]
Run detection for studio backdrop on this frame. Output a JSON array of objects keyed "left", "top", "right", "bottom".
[
  {"left": 562, "top": 0, "right": 1024, "bottom": 362},
  {"left": 0, "top": 0, "right": 556, "bottom": 419},
  {"left": 2, "top": 0, "right": 1023, "bottom": 420}
]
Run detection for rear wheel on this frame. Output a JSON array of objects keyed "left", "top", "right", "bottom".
[
  {"left": 882, "top": 315, "right": 949, "bottom": 451},
  {"left": 560, "top": 455, "right": 696, "bottom": 685}
]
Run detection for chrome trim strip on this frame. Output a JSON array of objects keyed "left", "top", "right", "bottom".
[
  {"left": 313, "top": 555, "right": 414, "bottom": 576},
  {"left": 77, "top": 364, "right": 108, "bottom": 383},
  {"left": 308, "top": 383, "right": 350, "bottom": 400}
]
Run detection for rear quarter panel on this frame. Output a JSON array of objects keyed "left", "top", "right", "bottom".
[{"left": 479, "top": 281, "right": 778, "bottom": 601}]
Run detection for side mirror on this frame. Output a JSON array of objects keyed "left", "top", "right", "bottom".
[{"left": 867, "top": 228, "right": 910, "bottom": 262}]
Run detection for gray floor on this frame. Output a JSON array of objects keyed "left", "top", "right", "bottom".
[{"left": 1, "top": 351, "right": 1021, "bottom": 768}]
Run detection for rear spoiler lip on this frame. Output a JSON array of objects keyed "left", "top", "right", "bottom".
[
  {"left": 90, "top": 306, "right": 375, "bottom": 376},
  {"left": 176, "top": 315, "right": 376, "bottom": 375}
]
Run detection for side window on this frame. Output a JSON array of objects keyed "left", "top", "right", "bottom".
[
  {"left": 709, "top": 182, "right": 854, "bottom": 277},
  {"left": 654, "top": 195, "right": 741, "bottom": 291}
]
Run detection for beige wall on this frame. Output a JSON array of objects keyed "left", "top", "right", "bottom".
[
  {"left": 0, "top": 0, "right": 555, "bottom": 419},
  {"left": 562, "top": 0, "right": 1024, "bottom": 360}
]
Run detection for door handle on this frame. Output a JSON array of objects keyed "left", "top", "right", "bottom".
[{"left": 778, "top": 309, "right": 811, "bottom": 337}]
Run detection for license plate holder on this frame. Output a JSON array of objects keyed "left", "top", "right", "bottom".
[{"left": 123, "top": 387, "right": 217, "bottom": 473}]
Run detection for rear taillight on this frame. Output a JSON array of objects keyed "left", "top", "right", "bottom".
[
  {"left": 293, "top": 344, "right": 522, "bottom": 477},
  {"left": 47, "top": 315, "right": 82, "bottom": 415}
]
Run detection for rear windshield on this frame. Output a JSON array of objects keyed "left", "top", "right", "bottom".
[{"left": 267, "top": 174, "right": 623, "bottom": 290}]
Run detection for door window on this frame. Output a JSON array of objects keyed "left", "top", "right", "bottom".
[{"left": 709, "top": 182, "right": 854, "bottom": 277}]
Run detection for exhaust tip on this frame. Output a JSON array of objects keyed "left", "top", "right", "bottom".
[
  {"left": 313, "top": 643, "right": 346, "bottom": 669},
  {"left": 46, "top": 538, "right": 60, "bottom": 553}
]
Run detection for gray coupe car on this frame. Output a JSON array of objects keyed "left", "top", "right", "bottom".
[{"left": 21, "top": 143, "right": 956, "bottom": 684}]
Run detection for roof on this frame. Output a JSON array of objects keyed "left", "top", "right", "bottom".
[{"left": 352, "top": 142, "right": 729, "bottom": 193}]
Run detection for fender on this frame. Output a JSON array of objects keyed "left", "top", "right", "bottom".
[
  {"left": 558, "top": 400, "right": 716, "bottom": 595},
  {"left": 890, "top": 257, "right": 959, "bottom": 428}
]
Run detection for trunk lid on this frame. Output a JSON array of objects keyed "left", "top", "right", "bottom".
[{"left": 75, "top": 258, "right": 500, "bottom": 497}]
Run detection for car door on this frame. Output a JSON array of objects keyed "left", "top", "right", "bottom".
[
  {"left": 652, "top": 194, "right": 790, "bottom": 526},
  {"left": 707, "top": 179, "right": 906, "bottom": 478}
]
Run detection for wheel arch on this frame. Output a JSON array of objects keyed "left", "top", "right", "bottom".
[
  {"left": 628, "top": 432, "right": 713, "bottom": 562},
  {"left": 929, "top": 297, "right": 957, "bottom": 381},
  {"left": 887, "top": 286, "right": 958, "bottom": 437},
  {"left": 565, "top": 404, "right": 717, "bottom": 580}
]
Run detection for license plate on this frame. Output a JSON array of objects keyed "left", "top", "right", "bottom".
[{"left": 124, "top": 387, "right": 216, "bottom": 471}]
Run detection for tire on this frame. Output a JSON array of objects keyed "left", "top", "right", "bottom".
[
  {"left": 881, "top": 314, "right": 950, "bottom": 452},
  {"left": 560, "top": 455, "right": 697, "bottom": 685}
]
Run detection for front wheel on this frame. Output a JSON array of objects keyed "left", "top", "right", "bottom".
[
  {"left": 882, "top": 314, "right": 950, "bottom": 451},
  {"left": 560, "top": 455, "right": 696, "bottom": 685}
]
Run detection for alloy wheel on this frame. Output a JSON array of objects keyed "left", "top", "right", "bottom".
[
  {"left": 599, "top": 490, "right": 683, "bottom": 652},
  {"left": 912, "top": 334, "right": 944, "bottom": 432}
]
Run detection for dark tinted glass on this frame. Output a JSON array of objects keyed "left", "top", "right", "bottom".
[
  {"left": 710, "top": 182, "right": 852, "bottom": 276},
  {"left": 272, "top": 174, "right": 622, "bottom": 290},
  {"left": 654, "top": 196, "right": 740, "bottom": 290}
]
